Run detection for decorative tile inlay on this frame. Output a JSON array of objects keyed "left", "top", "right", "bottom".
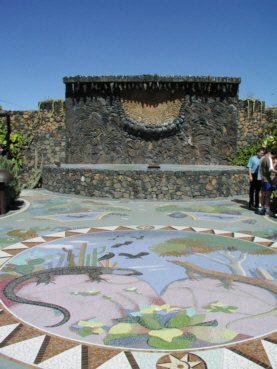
[
  {"left": 0, "top": 225, "right": 276, "bottom": 368},
  {"left": 0, "top": 335, "right": 46, "bottom": 364},
  {"left": 40, "top": 344, "right": 82, "bottom": 369},
  {"left": 0, "top": 324, "right": 20, "bottom": 344},
  {"left": 261, "top": 340, "right": 277, "bottom": 368},
  {"left": 96, "top": 352, "right": 132, "bottom": 369}
]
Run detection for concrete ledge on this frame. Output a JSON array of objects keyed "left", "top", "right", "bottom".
[{"left": 43, "top": 164, "right": 248, "bottom": 200}]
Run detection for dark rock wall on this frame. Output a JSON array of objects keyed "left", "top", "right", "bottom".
[
  {"left": 65, "top": 86, "right": 239, "bottom": 165},
  {"left": 43, "top": 166, "right": 248, "bottom": 200}
]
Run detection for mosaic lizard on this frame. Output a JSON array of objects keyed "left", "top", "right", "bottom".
[{"left": 3, "top": 266, "right": 142, "bottom": 328}]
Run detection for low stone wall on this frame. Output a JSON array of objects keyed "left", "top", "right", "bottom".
[{"left": 43, "top": 165, "right": 249, "bottom": 200}]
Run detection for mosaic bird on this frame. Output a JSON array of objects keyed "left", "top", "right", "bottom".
[
  {"left": 98, "top": 252, "right": 115, "bottom": 261},
  {"left": 111, "top": 241, "right": 133, "bottom": 248},
  {"left": 131, "top": 235, "right": 145, "bottom": 240},
  {"left": 118, "top": 252, "right": 149, "bottom": 259}
]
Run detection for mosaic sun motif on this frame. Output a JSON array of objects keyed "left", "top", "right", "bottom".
[{"left": 0, "top": 228, "right": 277, "bottom": 351}]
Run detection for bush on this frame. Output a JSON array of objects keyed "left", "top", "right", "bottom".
[
  {"left": 0, "top": 156, "right": 20, "bottom": 207},
  {"left": 0, "top": 107, "right": 27, "bottom": 167},
  {"left": 231, "top": 142, "right": 262, "bottom": 167}
]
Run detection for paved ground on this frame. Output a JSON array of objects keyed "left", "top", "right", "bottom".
[{"left": 0, "top": 189, "right": 276, "bottom": 369}]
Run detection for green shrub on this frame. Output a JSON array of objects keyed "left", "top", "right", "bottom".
[
  {"left": 0, "top": 156, "right": 20, "bottom": 207},
  {"left": 262, "top": 130, "right": 277, "bottom": 149},
  {"left": 0, "top": 107, "right": 27, "bottom": 167},
  {"left": 231, "top": 142, "right": 262, "bottom": 167}
]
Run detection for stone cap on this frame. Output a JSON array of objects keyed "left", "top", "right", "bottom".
[{"left": 63, "top": 75, "right": 241, "bottom": 84}]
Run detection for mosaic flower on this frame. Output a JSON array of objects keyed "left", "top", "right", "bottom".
[
  {"left": 136, "top": 304, "right": 181, "bottom": 315},
  {"left": 71, "top": 318, "right": 108, "bottom": 337},
  {"left": 124, "top": 287, "right": 141, "bottom": 294},
  {"left": 71, "top": 289, "right": 100, "bottom": 296},
  {"left": 203, "top": 301, "right": 238, "bottom": 314},
  {"left": 105, "top": 304, "right": 220, "bottom": 349}
]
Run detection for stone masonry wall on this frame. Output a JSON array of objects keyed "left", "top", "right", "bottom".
[
  {"left": 64, "top": 75, "right": 242, "bottom": 166},
  {"left": 1, "top": 86, "right": 273, "bottom": 191},
  {"left": 237, "top": 99, "right": 267, "bottom": 147},
  {"left": 43, "top": 165, "right": 249, "bottom": 200},
  {"left": 3, "top": 101, "right": 66, "bottom": 181}
]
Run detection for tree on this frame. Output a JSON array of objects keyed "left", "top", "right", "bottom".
[{"left": 150, "top": 234, "right": 275, "bottom": 276}]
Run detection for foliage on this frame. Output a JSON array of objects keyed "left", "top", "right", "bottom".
[
  {"left": 262, "top": 130, "right": 277, "bottom": 149},
  {"left": 0, "top": 156, "right": 20, "bottom": 206},
  {"left": 0, "top": 106, "right": 27, "bottom": 167},
  {"left": 231, "top": 142, "right": 262, "bottom": 167},
  {"left": 231, "top": 107, "right": 277, "bottom": 166},
  {"left": 102, "top": 304, "right": 237, "bottom": 349}
]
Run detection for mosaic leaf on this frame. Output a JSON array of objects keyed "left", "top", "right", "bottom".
[
  {"left": 136, "top": 315, "right": 163, "bottom": 330},
  {"left": 148, "top": 332, "right": 197, "bottom": 350},
  {"left": 164, "top": 315, "right": 190, "bottom": 328},
  {"left": 148, "top": 328, "right": 183, "bottom": 342}
]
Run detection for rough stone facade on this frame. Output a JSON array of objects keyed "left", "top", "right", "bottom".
[
  {"left": 3, "top": 101, "right": 66, "bottom": 178},
  {"left": 2, "top": 75, "right": 274, "bottom": 198},
  {"left": 43, "top": 165, "right": 248, "bottom": 200},
  {"left": 237, "top": 99, "right": 266, "bottom": 148},
  {"left": 64, "top": 75, "right": 241, "bottom": 165}
]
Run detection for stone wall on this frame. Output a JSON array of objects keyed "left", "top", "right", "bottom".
[
  {"left": 237, "top": 99, "right": 267, "bottom": 147},
  {"left": 3, "top": 101, "right": 66, "bottom": 179},
  {"left": 43, "top": 165, "right": 249, "bottom": 200},
  {"left": 2, "top": 76, "right": 275, "bottom": 192},
  {"left": 64, "top": 75, "right": 241, "bottom": 166}
]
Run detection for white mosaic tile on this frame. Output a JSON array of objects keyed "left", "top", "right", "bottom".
[
  {"left": 40, "top": 344, "right": 82, "bottom": 369},
  {"left": 92, "top": 226, "right": 118, "bottom": 231},
  {"left": 233, "top": 232, "right": 253, "bottom": 239},
  {"left": 224, "top": 349, "right": 263, "bottom": 368},
  {"left": 0, "top": 335, "right": 46, "bottom": 364},
  {"left": 132, "top": 351, "right": 167, "bottom": 369},
  {"left": 191, "top": 227, "right": 211, "bottom": 232},
  {"left": 170, "top": 226, "right": 190, "bottom": 231},
  {"left": 43, "top": 231, "right": 66, "bottom": 238},
  {"left": 261, "top": 339, "right": 277, "bottom": 368},
  {"left": 0, "top": 323, "right": 20, "bottom": 343},
  {"left": 2, "top": 242, "right": 29, "bottom": 250},
  {"left": 0, "top": 250, "right": 12, "bottom": 258},
  {"left": 96, "top": 352, "right": 132, "bottom": 369},
  {"left": 193, "top": 348, "right": 225, "bottom": 369},
  {"left": 253, "top": 236, "right": 271, "bottom": 244},
  {"left": 23, "top": 236, "right": 46, "bottom": 243},
  {"left": 65, "top": 228, "right": 91, "bottom": 234},
  {"left": 213, "top": 229, "right": 233, "bottom": 235},
  {"left": 0, "top": 257, "right": 11, "bottom": 266}
]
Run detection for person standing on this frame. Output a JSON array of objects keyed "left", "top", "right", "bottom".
[
  {"left": 246, "top": 148, "right": 264, "bottom": 209},
  {"left": 259, "top": 148, "right": 277, "bottom": 216}
]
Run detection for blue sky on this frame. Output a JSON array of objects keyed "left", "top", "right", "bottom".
[{"left": 1, "top": 0, "right": 276, "bottom": 111}]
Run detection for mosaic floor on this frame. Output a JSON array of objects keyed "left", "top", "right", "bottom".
[{"left": 0, "top": 190, "right": 276, "bottom": 368}]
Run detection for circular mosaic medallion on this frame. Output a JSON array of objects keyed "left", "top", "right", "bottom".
[{"left": 0, "top": 226, "right": 277, "bottom": 352}]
